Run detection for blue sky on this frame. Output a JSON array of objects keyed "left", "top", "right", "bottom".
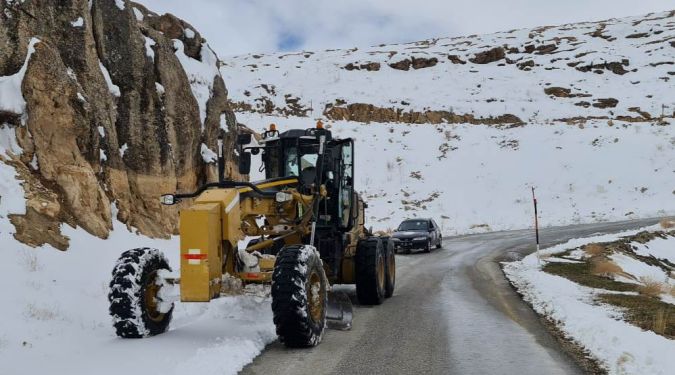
[{"left": 141, "top": 0, "right": 673, "bottom": 57}]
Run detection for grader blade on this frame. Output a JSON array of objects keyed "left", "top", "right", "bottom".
[{"left": 326, "top": 290, "right": 353, "bottom": 330}]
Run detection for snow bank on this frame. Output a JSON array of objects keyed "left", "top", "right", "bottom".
[
  {"left": 0, "top": 213, "right": 276, "bottom": 375},
  {"left": 632, "top": 236, "right": 675, "bottom": 264},
  {"left": 0, "top": 152, "right": 274, "bottom": 375},
  {"left": 504, "top": 227, "right": 675, "bottom": 375}
]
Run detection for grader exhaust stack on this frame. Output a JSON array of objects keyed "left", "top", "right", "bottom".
[{"left": 108, "top": 122, "right": 394, "bottom": 347}]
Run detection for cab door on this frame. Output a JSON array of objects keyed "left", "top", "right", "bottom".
[{"left": 334, "top": 139, "right": 355, "bottom": 230}]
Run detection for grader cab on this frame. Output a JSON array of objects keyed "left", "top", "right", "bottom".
[{"left": 108, "top": 123, "right": 395, "bottom": 347}]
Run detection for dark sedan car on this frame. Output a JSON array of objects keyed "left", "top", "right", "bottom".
[{"left": 390, "top": 218, "right": 442, "bottom": 254}]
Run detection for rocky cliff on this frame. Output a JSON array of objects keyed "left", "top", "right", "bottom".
[{"left": 0, "top": 0, "right": 240, "bottom": 250}]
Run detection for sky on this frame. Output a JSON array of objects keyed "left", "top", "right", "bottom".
[{"left": 140, "top": 0, "right": 673, "bottom": 57}]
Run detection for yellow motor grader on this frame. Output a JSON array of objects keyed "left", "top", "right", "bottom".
[{"left": 108, "top": 123, "right": 395, "bottom": 347}]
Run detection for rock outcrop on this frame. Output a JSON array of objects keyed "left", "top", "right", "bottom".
[
  {"left": 0, "top": 0, "right": 241, "bottom": 250},
  {"left": 324, "top": 102, "right": 523, "bottom": 127}
]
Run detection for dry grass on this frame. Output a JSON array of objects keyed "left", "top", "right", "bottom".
[
  {"left": 543, "top": 259, "right": 637, "bottom": 292},
  {"left": 599, "top": 294, "right": 674, "bottom": 338},
  {"left": 590, "top": 257, "right": 623, "bottom": 277},
  {"left": 654, "top": 308, "right": 669, "bottom": 335},
  {"left": 637, "top": 277, "right": 665, "bottom": 298},
  {"left": 659, "top": 218, "right": 675, "bottom": 229},
  {"left": 584, "top": 243, "right": 606, "bottom": 256}
]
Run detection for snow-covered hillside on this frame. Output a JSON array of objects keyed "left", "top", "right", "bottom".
[
  {"left": 222, "top": 11, "right": 674, "bottom": 124},
  {"left": 224, "top": 10, "right": 675, "bottom": 234}
]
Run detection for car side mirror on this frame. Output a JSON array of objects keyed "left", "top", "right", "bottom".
[{"left": 239, "top": 152, "right": 251, "bottom": 175}]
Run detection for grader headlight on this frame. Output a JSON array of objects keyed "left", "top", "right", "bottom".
[
  {"left": 160, "top": 194, "right": 177, "bottom": 206},
  {"left": 275, "top": 192, "right": 293, "bottom": 203}
]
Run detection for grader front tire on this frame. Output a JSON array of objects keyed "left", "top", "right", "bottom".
[
  {"left": 271, "top": 245, "right": 327, "bottom": 347},
  {"left": 355, "top": 237, "right": 386, "bottom": 305},
  {"left": 108, "top": 248, "right": 174, "bottom": 338}
]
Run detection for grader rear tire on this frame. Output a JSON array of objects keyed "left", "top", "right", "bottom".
[
  {"left": 272, "top": 245, "right": 327, "bottom": 347},
  {"left": 108, "top": 248, "right": 173, "bottom": 338},
  {"left": 355, "top": 237, "right": 386, "bottom": 305}
]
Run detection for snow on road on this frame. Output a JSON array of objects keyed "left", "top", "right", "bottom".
[{"left": 504, "top": 225, "right": 675, "bottom": 375}]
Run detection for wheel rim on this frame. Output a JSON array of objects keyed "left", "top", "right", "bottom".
[
  {"left": 144, "top": 271, "right": 165, "bottom": 322},
  {"left": 307, "top": 271, "right": 325, "bottom": 323},
  {"left": 377, "top": 253, "right": 385, "bottom": 290}
]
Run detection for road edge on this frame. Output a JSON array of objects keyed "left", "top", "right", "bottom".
[{"left": 499, "top": 262, "right": 608, "bottom": 375}]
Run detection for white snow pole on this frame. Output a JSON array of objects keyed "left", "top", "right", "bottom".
[{"left": 532, "top": 187, "right": 541, "bottom": 264}]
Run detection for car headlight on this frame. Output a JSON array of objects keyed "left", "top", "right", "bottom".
[
  {"left": 413, "top": 237, "right": 427, "bottom": 241},
  {"left": 391, "top": 238, "right": 400, "bottom": 241}
]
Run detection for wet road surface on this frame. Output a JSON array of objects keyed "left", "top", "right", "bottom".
[{"left": 242, "top": 218, "right": 659, "bottom": 375}]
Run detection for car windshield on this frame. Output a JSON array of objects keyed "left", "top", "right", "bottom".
[{"left": 397, "top": 220, "right": 428, "bottom": 231}]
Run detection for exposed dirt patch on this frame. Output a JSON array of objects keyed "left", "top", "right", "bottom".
[
  {"left": 389, "top": 59, "right": 411, "bottom": 71},
  {"left": 592, "top": 98, "right": 619, "bottom": 108},
  {"left": 447, "top": 54, "right": 466, "bottom": 64},
  {"left": 411, "top": 57, "right": 438, "bottom": 69},
  {"left": 517, "top": 60, "right": 535, "bottom": 70},
  {"left": 544, "top": 87, "right": 592, "bottom": 98},
  {"left": 469, "top": 47, "right": 505, "bottom": 64},
  {"left": 388, "top": 57, "right": 438, "bottom": 71},
  {"left": 344, "top": 62, "right": 381, "bottom": 71},
  {"left": 324, "top": 102, "right": 523, "bottom": 126},
  {"left": 575, "top": 60, "right": 630, "bottom": 75}
]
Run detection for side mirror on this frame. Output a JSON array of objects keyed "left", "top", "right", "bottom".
[
  {"left": 239, "top": 152, "right": 251, "bottom": 175},
  {"left": 160, "top": 194, "right": 177, "bottom": 206},
  {"left": 237, "top": 133, "right": 252, "bottom": 146}
]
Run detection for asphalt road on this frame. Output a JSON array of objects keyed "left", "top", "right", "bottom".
[{"left": 241, "top": 218, "right": 660, "bottom": 375}]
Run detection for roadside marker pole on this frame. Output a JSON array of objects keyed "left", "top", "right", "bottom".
[{"left": 532, "top": 187, "right": 541, "bottom": 264}]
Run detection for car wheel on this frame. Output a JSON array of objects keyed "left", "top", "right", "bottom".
[
  {"left": 424, "top": 240, "right": 431, "bottom": 253},
  {"left": 436, "top": 236, "right": 442, "bottom": 249}
]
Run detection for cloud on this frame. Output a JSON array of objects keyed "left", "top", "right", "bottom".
[{"left": 140, "top": 0, "right": 671, "bottom": 57}]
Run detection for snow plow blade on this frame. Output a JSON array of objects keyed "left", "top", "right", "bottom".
[{"left": 326, "top": 290, "right": 353, "bottom": 330}]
